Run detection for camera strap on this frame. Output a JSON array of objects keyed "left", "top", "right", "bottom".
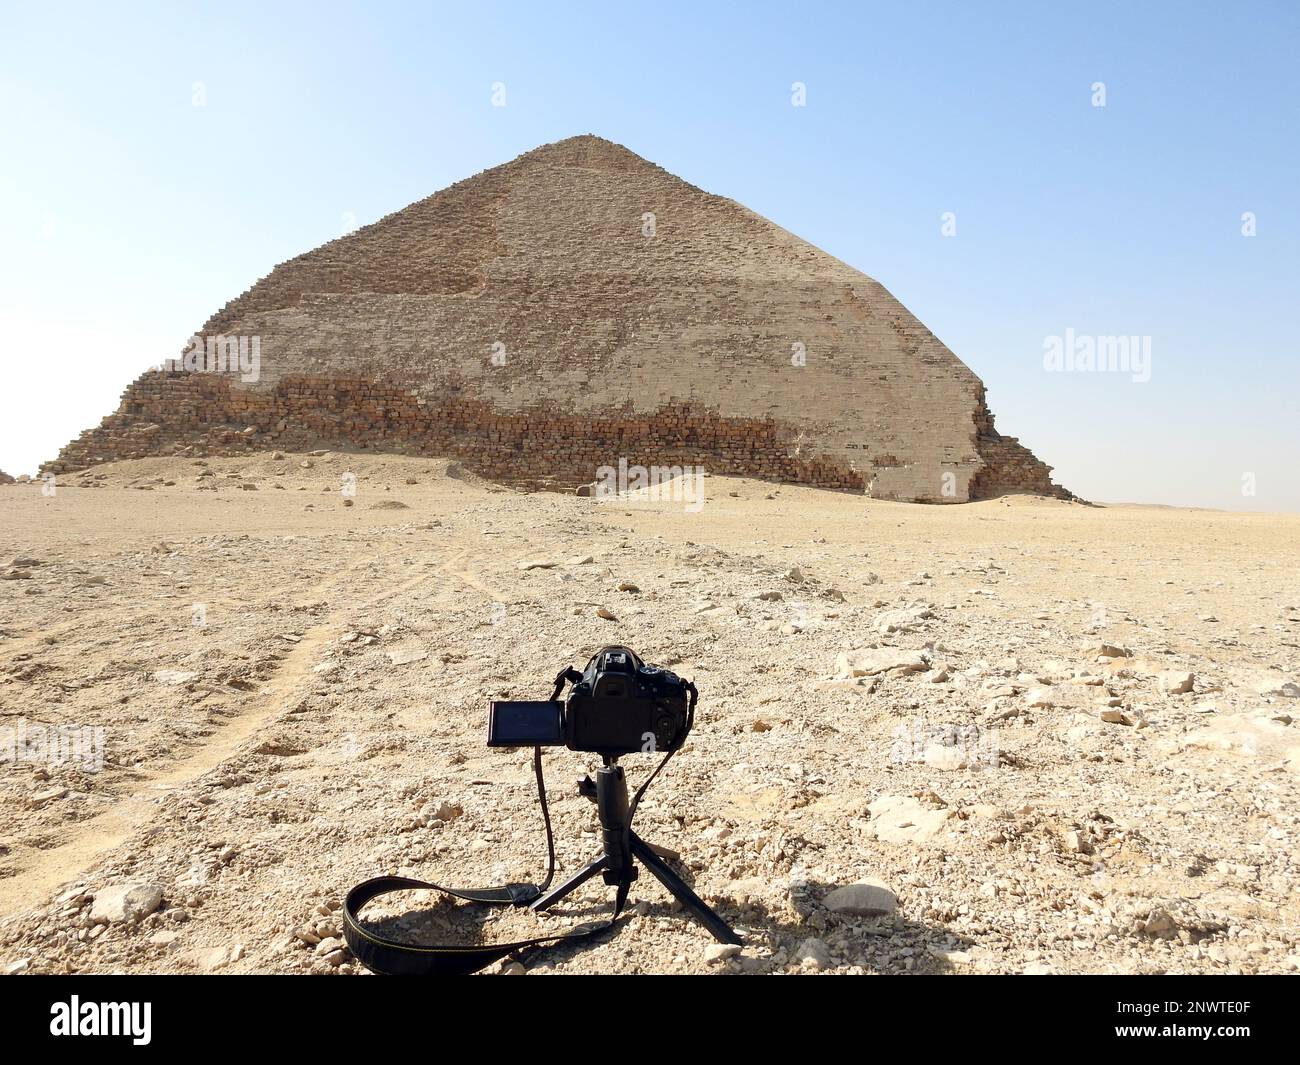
[
  {"left": 343, "top": 746, "right": 634, "bottom": 974},
  {"left": 342, "top": 745, "right": 631, "bottom": 975},
  {"left": 343, "top": 670, "right": 697, "bottom": 976}
]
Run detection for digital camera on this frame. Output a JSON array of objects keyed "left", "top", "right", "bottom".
[{"left": 487, "top": 646, "right": 693, "bottom": 757}]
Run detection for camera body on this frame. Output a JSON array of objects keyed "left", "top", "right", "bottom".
[{"left": 488, "top": 647, "right": 692, "bottom": 757}]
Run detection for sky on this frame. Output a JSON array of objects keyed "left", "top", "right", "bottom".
[{"left": 1, "top": 0, "right": 1297, "bottom": 510}]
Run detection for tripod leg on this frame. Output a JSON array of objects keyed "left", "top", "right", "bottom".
[
  {"left": 629, "top": 833, "right": 742, "bottom": 945},
  {"left": 530, "top": 854, "right": 607, "bottom": 912},
  {"left": 642, "top": 840, "right": 680, "bottom": 862}
]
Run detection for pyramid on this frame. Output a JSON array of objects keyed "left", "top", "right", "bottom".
[{"left": 48, "top": 135, "right": 1067, "bottom": 502}]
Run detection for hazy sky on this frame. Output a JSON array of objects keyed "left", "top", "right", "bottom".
[{"left": 2, "top": 1, "right": 1297, "bottom": 510}]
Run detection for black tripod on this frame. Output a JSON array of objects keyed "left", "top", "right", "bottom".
[{"left": 530, "top": 760, "right": 741, "bottom": 945}]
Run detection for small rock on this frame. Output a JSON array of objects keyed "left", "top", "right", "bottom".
[
  {"left": 794, "top": 937, "right": 832, "bottom": 970},
  {"left": 186, "top": 945, "right": 242, "bottom": 971},
  {"left": 703, "top": 943, "right": 742, "bottom": 964},
  {"left": 29, "top": 787, "right": 68, "bottom": 808},
  {"left": 873, "top": 606, "right": 933, "bottom": 635},
  {"left": 1085, "top": 642, "right": 1131, "bottom": 659},
  {"left": 1159, "top": 671, "right": 1195, "bottom": 694},
  {"left": 1254, "top": 676, "right": 1300, "bottom": 699},
  {"left": 823, "top": 880, "right": 898, "bottom": 917},
  {"left": 432, "top": 801, "right": 463, "bottom": 822},
  {"left": 1063, "top": 829, "right": 1093, "bottom": 854},
  {"left": 1136, "top": 908, "right": 1180, "bottom": 939},
  {"left": 932, "top": 948, "right": 972, "bottom": 964},
  {"left": 922, "top": 745, "right": 968, "bottom": 771},
  {"left": 386, "top": 648, "right": 429, "bottom": 666},
  {"left": 90, "top": 883, "right": 164, "bottom": 924}
]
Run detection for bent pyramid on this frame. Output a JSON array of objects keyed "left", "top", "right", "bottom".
[{"left": 49, "top": 135, "right": 1067, "bottom": 502}]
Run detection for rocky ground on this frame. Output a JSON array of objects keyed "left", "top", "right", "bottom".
[{"left": 1, "top": 452, "right": 1298, "bottom": 975}]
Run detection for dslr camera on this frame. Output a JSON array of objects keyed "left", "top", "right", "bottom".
[{"left": 488, "top": 646, "right": 693, "bottom": 756}]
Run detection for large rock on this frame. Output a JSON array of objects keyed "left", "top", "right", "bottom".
[
  {"left": 834, "top": 648, "right": 929, "bottom": 679},
  {"left": 823, "top": 880, "right": 898, "bottom": 917},
  {"left": 90, "top": 883, "right": 164, "bottom": 924},
  {"left": 866, "top": 794, "right": 955, "bottom": 845},
  {"left": 1181, "top": 711, "right": 1299, "bottom": 774}
]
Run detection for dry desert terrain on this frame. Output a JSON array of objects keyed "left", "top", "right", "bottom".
[{"left": 1, "top": 453, "right": 1298, "bottom": 974}]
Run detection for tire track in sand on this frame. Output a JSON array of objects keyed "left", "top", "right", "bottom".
[{"left": 0, "top": 556, "right": 450, "bottom": 920}]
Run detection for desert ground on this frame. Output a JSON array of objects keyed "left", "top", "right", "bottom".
[{"left": 1, "top": 452, "right": 1298, "bottom": 975}]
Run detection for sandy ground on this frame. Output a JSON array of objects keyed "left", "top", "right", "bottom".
[{"left": 1, "top": 452, "right": 1298, "bottom": 975}]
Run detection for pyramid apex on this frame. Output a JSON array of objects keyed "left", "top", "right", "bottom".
[{"left": 514, "top": 134, "right": 654, "bottom": 171}]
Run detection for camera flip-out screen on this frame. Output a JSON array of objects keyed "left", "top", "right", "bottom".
[{"left": 487, "top": 700, "right": 565, "bottom": 747}]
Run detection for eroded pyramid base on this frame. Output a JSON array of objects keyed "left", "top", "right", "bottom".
[{"left": 45, "top": 371, "right": 1070, "bottom": 503}]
